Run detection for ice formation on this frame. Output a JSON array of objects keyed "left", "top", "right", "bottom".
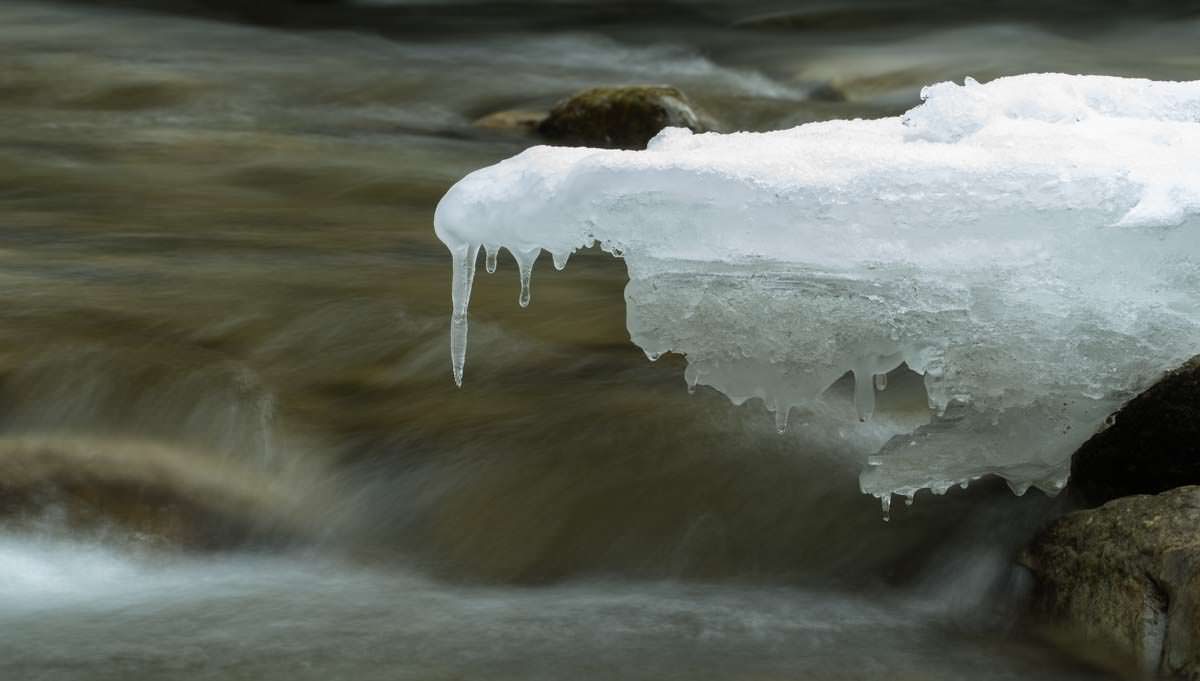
[{"left": 434, "top": 74, "right": 1200, "bottom": 508}]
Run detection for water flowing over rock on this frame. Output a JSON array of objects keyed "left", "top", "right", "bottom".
[
  {"left": 434, "top": 73, "right": 1200, "bottom": 506},
  {"left": 474, "top": 109, "right": 546, "bottom": 132},
  {"left": 0, "top": 437, "right": 322, "bottom": 549},
  {"left": 1023, "top": 486, "right": 1200, "bottom": 678},
  {"left": 537, "top": 85, "right": 710, "bottom": 150}
]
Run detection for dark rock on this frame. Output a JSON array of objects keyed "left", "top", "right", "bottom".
[
  {"left": 1022, "top": 486, "right": 1200, "bottom": 678},
  {"left": 1070, "top": 356, "right": 1200, "bottom": 506},
  {"left": 807, "top": 82, "right": 848, "bottom": 103},
  {"left": 537, "top": 85, "right": 710, "bottom": 150}
]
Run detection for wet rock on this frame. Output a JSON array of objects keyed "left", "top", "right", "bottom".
[
  {"left": 473, "top": 109, "right": 546, "bottom": 132},
  {"left": 537, "top": 85, "right": 710, "bottom": 150},
  {"left": 1022, "top": 486, "right": 1200, "bottom": 678},
  {"left": 1070, "top": 356, "right": 1200, "bottom": 506}
]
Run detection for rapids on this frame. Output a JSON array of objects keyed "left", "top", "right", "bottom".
[{"left": 2, "top": 0, "right": 1197, "bottom": 677}]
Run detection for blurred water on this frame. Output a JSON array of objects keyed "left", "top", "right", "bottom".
[
  {"left": 2, "top": 0, "right": 1196, "bottom": 677},
  {"left": 0, "top": 534, "right": 1105, "bottom": 681}
]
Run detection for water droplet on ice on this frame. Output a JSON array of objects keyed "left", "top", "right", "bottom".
[
  {"left": 873, "top": 373, "right": 888, "bottom": 391},
  {"left": 552, "top": 251, "right": 570, "bottom": 270}
]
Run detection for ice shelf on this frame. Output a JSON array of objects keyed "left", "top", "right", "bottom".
[{"left": 434, "top": 74, "right": 1200, "bottom": 508}]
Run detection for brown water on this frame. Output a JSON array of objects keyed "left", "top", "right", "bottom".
[{"left": 1, "top": 0, "right": 1197, "bottom": 678}]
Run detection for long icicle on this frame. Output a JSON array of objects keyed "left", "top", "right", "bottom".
[{"left": 449, "top": 242, "right": 481, "bottom": 387}]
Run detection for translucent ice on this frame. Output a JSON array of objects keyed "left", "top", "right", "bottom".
[{"left": 434, "top": 74, "right": 1200, "bottom": 504}]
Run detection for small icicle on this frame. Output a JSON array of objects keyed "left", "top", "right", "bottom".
[
  {"left": 484, "top": 244, "right": 499, "bottom": 274},
  {"left": 904, "top": 492, "right": 914, "bottom": 507},
  {"left": 645, "top": 350, "right": 661, "bottom": 361},
  {"left": 448, "top": 242, "right": 481, "bottom": 387},
  {"left": 775, "top": 406, "right": 790, "bottom": 434},
  {"left": 514, "top": 248, "right": 540, "bottom": 308},
  {"left": 684, "top": 365, "right": 699, "bottom": 395},
  {"left": 880, "top": 494, "right": 892, "bottom": 522},
  {"left": 1006, "top": 479, "right": 1033, "bottom": 496},
  {"left": 873, "top": 373, "right": 888, "bottom": 391},
  {"left": 852, "top": 368, "right": 876, "bottom": 422},
  {"left": 552, "top": 251, "right": 570, "bottom": 271}
]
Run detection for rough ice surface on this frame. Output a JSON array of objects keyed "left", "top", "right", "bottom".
[{"left": 434, "top": 74, "right": 1200, "bottom": 509}]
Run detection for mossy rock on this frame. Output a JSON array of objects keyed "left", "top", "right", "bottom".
[
  {"left": 1023, "top": 486, "right": 1200, "bottom": 678},
  {"left": 537, "top": 85, "right": 710, "bottom": 150},
  {"left": 1070, "top": 356, "right": 1200, "bottom": 506}
]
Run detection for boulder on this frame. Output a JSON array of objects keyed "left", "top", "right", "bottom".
[
  {"left": 537, "top": 85, "right": 710, "bottom": 150},
  {"left": 1022, "top": 486, "right": 1200, "bottom": 678},
  {"left": 1070, "top": 356, "right": 1200, "bottom": 506}
]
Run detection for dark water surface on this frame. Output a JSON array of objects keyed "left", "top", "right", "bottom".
[{"left": 1, "top": 0, "right": 1197, "bottom": 678}]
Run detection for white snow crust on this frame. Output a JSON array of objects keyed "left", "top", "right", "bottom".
[{"left": 434, "top": 74, "right": 1200, "bottom": 510}]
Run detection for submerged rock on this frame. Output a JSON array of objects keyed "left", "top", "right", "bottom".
[
  {"left": 1023, "top": 486, "right": 1200, "bottom": 678},
  {"left": 473, "top": 109, "right": 546, "bottom": 132},
  {"left": 0, "top": 437, "right": 316, "bottom": 550},
  {"left": 537, "top": 85, "right": 710, "bottom": 150},
  {"left": 1070, "top": 357, "right": 1200, "bottom": 506}
]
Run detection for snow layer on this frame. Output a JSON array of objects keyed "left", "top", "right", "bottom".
[{"left": 434, "top": 74, "right": 1200, "bottom": 508}]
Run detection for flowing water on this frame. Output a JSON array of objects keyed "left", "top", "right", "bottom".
[{"left": 2, "top": 0, "right": 1199, "bottom": 678}]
